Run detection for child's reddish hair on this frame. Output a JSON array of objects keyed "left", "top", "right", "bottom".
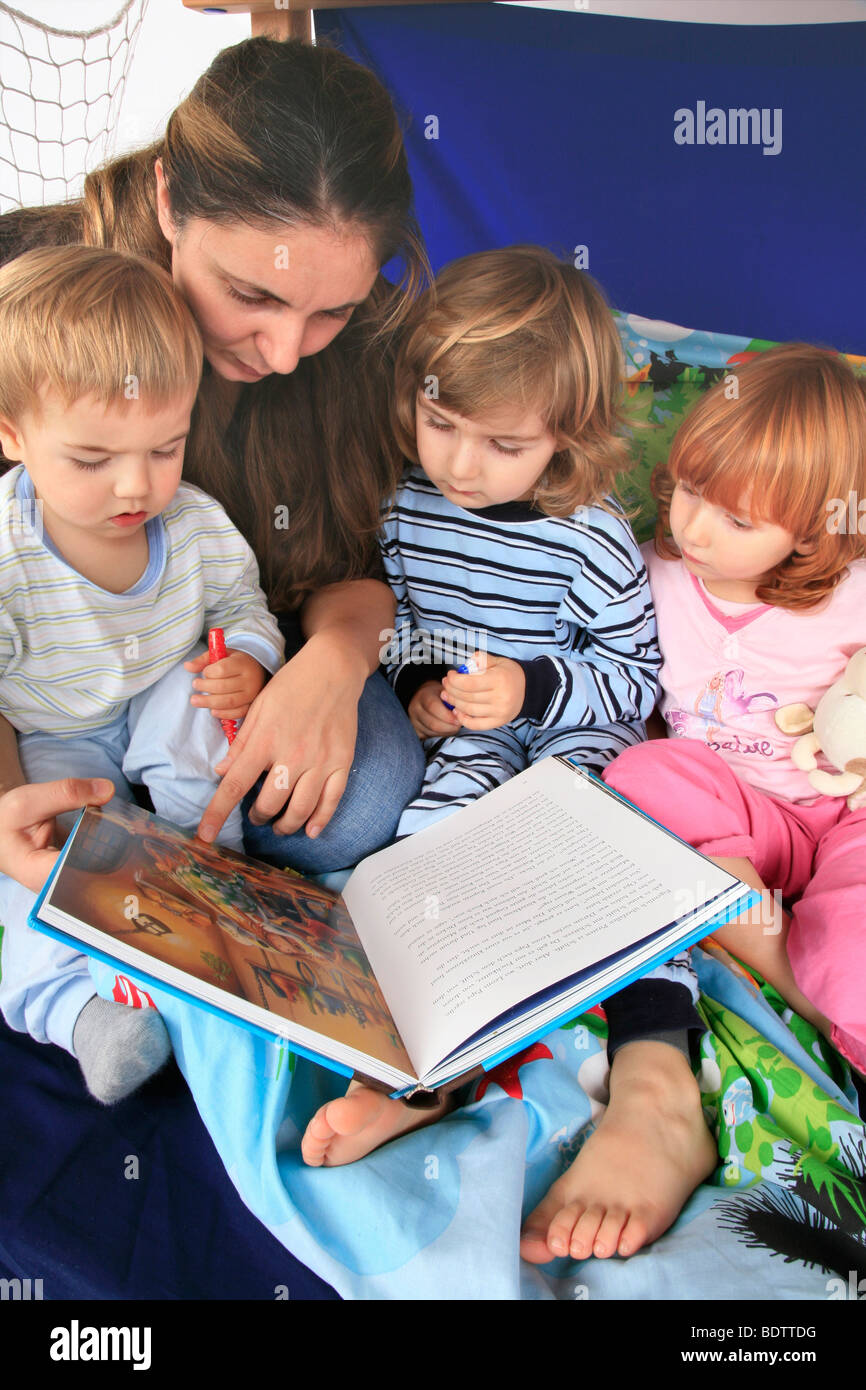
[{"left": 652, "top": 343, "right": 866, "bottom": 609}]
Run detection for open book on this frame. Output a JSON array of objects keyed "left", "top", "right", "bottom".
[{"left": 30, "top": 756, "right": 755, "bottom": 1096}]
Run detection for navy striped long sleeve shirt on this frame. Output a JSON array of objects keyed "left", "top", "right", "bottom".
[{"left": 378, "top": 469, "right": 660, "bottom": 730}]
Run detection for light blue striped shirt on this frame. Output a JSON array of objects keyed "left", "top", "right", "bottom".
[{"left": 0, "top": 467, "right": 283, "bottom": 735}]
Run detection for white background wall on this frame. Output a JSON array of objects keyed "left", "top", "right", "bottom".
[
  {"left": 107, "top": 1, "right": 248, "bottom": 151},
  {"left": 0, "top": 0, "right": 247, "bottom": 208}
]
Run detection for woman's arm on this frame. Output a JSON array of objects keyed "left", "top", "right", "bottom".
[
  {"left": 197, "top": 579, "right": 397, "bottom": 844},
  {"left": 300, "top": 577, "right": 396, "bottom": 674}
]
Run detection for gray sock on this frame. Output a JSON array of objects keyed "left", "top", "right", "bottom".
[{"left": 72, "top": 995, "right": 172, "bottom": 1105}]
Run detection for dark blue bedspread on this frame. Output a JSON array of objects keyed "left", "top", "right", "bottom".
[{"left": 0, "top": 1016, "right": 337, "bottom": 1301}]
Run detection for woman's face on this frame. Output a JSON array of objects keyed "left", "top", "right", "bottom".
[{"left": 155, "top": 161, "right": 379, "bottom": 382}]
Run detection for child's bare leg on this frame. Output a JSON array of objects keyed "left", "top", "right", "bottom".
[
  {"left": 520, "top": 1039, "right": 716, "bottom": 1263},
  {"left": 302, "top": 1081, "right": 451, "bottom": 1167},
  {"left": 709, "top": 857, "right": 833, "bottom": 1037}
]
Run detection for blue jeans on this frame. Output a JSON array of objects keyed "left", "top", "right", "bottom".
[{"left": 242, "top": 670, "right": 425, "bottom": 874}]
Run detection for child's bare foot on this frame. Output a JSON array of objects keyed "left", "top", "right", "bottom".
[
  {"left": 520, "top": 1040, "right": 717, "bottom": 1263},
  {"left": 302, "top": 1082, "right": 451, "bottom": 1166}
]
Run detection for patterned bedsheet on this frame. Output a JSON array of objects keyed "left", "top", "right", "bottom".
[{"left": 90, "top": 937, "right": 866, "bottom": 1301}]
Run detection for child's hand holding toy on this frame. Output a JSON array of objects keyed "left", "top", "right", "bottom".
[
  {"left": 408, "top": 680, "right": 461, "bottom": 738},
  {"left": 185, "top": 643, "right": 268, "bottom": 723},
  {"left": 440, "top": 651, "right": 526, "bottom": 731}
]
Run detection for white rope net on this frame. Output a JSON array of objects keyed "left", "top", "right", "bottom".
[{"left": 0, "top": 0, "right": 149, "bottom": 212}]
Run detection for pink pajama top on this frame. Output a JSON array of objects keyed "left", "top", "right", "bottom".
[{"left": 642, "top": 545, "right": 866, "bottom": 805}]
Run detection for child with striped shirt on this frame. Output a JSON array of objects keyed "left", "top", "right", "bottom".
[
  {"left": 302, "top": 248, "right": 711, "bottom": 1189},
  {"left": 0, "top": 246, "right": 283, "bottom": 1103}
]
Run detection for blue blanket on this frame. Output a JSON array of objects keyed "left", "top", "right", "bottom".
[{"left": 90, "top": 943, "right": 866, "bottom": 1301}]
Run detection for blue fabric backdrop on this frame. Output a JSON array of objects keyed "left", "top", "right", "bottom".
[{"left": 318, "top": 3, "right": 865, "bottom": 354}]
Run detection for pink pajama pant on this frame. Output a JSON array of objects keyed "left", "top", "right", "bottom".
[{"left": 602, "top": 739, "right": 866, "bottom": 1073}]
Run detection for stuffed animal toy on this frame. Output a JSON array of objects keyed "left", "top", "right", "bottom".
[{"left": 775, "top": 648, "right": 866, "bottom": 809}]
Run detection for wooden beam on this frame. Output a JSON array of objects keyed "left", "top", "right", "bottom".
[
  {"left": 181, "top": 3, "right": 491, "bottom": 44},
  {"left": 181, "top": 2, "right": 488, "bottom": 14},
  {"left": 255, "top": 12, "right": 308, "bottom": 40}
]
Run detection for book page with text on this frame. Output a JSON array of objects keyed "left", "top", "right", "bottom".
[{"left": 343, "top": 760, "right": 735, "bottom": 1078}]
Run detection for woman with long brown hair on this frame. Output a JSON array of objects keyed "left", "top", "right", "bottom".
[{"left": 0, "top": 34, "right": 427, "bottom": 882}]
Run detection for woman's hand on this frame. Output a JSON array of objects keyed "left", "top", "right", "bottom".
[
  {"left": 0, "top": 778, "right": 114, "bottom": 893},
  {"left": 197, "top": 632, "right": 366, "bottom": 844}
]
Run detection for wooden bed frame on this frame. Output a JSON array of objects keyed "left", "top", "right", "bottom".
[{"left": 181, "top": 1, "right": 490, "bottom": 45}]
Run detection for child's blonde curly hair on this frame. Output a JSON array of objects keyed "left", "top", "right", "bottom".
[{"left": 391, "top": 245, "right": 629, "bottom": 516}]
